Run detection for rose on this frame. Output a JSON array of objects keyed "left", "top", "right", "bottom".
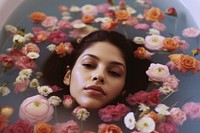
[
  {"left": 32, "top": 30, "right": 49, "bottom": 43},
  {"left": 168, "top": 54, "right": 200, "bottom": 73},
  {"left": 126, "top": 90, "right": 148, "bottom": 105},
  {"left": 48, "top": 30, "right": 67, "bottom": 44},
  {"left": 170, "top": 107, "right": 187, "bottom": 126},
  {"left": 163, "top": 74, "right": 179, "bottom": 90},
  {"left": 134, "top": 47, "right": 154, "bottom": 59},
  {"left": 146, "top": 63, "right": 170, "bottom": 82},
  {"left": 144, "top": 7, "right": 164, "bottom": 22},
  {"left": 115, "top": 10, "right": 130, "bottom": 21},
  {"left": 98, "top": 123, "right": 122, "bottom": 133},
  {"left": 21, "top": 43, "right": 40, "bottom": 55},
  {"left": 82, "top": 15, "right": 95, "bottom": 24},
  {"left": 162, "top": 38, "right": 179, "bottom": 51},
  {"left": 4, "top": 119, "right": 33, "bottom": 133},
  {"left": 101, "top": 20, "right": 118, "bottom": 31},
  {"left": 53, "top": 120, "right": 80, "bottom": 133},
  {"left": 147, "top": 89, "right": 160, "bottom": 106},
  {"left": 19, "top": 95, "right": 54, "bottom": 125},
  {"left": 34, "top": 122, "right": 53, "bottom": 133},
  {"left": 29, "top": 12, "right": 46, "bottom": 23},
  {"left": 15, "top": 56, "right": 37, "bottom": 69}
]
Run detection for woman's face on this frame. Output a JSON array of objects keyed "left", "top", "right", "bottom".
[{"left": 65, "top": 42, "right": 126, "bottom": 109}]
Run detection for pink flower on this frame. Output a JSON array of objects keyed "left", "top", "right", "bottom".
[
  {"left": 21, "top": 43, "right": 40, "bottom": 55},
  {"left": 58, "top": 5, "right": 68, "bottom": 13},
  {"left": 49, "top": 85, "right": 62, "bottom": 92},
  {"left": 182, "top": 102, "right": 200, "bottom": 119},
  {"left": 97, "top": 3, "right": 110, "bottom": 13},
  {"left": 163, "top": 74, "right": 179, "bottom": 90},
  {"left": 126, "top": 16, "right": 139, "bottom": 27},
  {"left": 42, "top": 16, "right": 58, "bottom": 27},
  {"left": 126, "top": 90, "right": 148, "bottom": 105},
  {"left": 151, "top": 21, "right": 166, "bottom": 31},
  {"left": 48, "top": 30, "right": 67, "bottom": 44},
  {"left": 4, "top": 119, "right": 33, "bottom": 133},
  {"left": 156, "top": 122, "right": 178, "bottom": 133},
  {"left": 98, "top": 103, "right": 130, "bottom": 122},
  {"left": 134, "top": 23, "right": 149, "bottom": 30},
  {"left": 81, "top": 4, "right": 98, "bottom": 16},
  {"left": 9, "top": 50, "right": 24, "bottom": 61},
  {"left": 32, "top": 30, "right": 49, "bottom": 43},
  {"left": 14, "top": 79, "right": 30, "bottom": 93},
  {"left": 0, "top": 54, "right": 14, "bottom": 69},
  {"left": 53, "top": 120, "right": 80, "bottom": 133},
  {"left": 146, "top": 63, "right": 170, "bottom": 82},
  {"left": 172, "top": 36, "right": 189, "bottom": 50},
  {"left": 15, "top": 56, "right": 37, "bottom": 69},
  {"left": 182, "top": 27, "right": 200, "bottom": 38},
  {"left": 144, "top": 35, "right": 165, "bottom": 51},
  {"left": 56, "top": 19, "right": 72, "bottom": 29},
  {"left": 63, "top": 95, "right": 75, "bottom": 109},
  {"left": 19, "top": 95, "right": 54, "bottom": 125},
  {"left": 170, "top": 107, "right": 187, "bottom": 126}
]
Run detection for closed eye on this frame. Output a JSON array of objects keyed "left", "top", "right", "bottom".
[
  {"left": 109, "top": 71, "right": 121, "bottom": 77},
  {"left": 82, "top": 63, "right": 95, "bottom": 69}
]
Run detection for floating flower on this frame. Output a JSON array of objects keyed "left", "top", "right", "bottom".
[
  {"left": 99, "top": 103, "right": 130, "bottom": 122},
  {"left": 156, "top": 121, "right": 178, "bottom": 133},
  {"left": 63, "top": 95, "right": 75, "bottom": 109},
  {"left": 53, "top": 120, "right": 80, "bottom": 133},
  {"left": 82, "top": 15, "right": 95, "bottom": 24},
  {"left": 133, "top": 36, "right": 145, "bottom": 44},
  {"left": 136, "top": 116, "right": 155, "bottom": 133},
  {"left": 27, "top": 52, "right": 40, "bottom": 59},
  {"left": 192, "top": 48, "right": 200, "bottom": 56},
  {"left": 37, "top": 85, "right": 53, "bottom": 96},
  {"left": 144, "top": 35, "right": 165, "bottom": 51},
  {"left": 115, "top": 10, "right": 131, "bottom": 21},
  {"left": 0, "top": 86, "right": 10, "bottom": 96},
  {"left": 48, "top": 30, "right": 67, "bottom": 44},
  {"left": 42, "top": 16, "right": 58, "bottom": 27},
  {"left": 158, "top": 85, "right": 174, "bottom": 95},
  {"left": 48, "top": 96, "right": 62, "bottom": 106},
  {"left": 98, "top": 123, "right": 122, "bottom": 133},
  {"left": 144, "top": 7, "right": 165, "bottom": 22},
  {"left": 163, "top": 74, "right": 179, "bottom": 90},
  {"left": 81, "top": 4, "right": 98, "bottom": 16},
  {"left": 162, "top": 38, "right": 179, "bottom": 51},
  {"left": 138, "top": 103, "right": 150, "bottom": 112},
  {"left": 0, "top": 115, "right": 9, "bottom": 132},
  {"left": 124, "top": 112, "right": 136, "bottom": 130},
  {"left": 170, "top": 107, "right": 187, "bottom": 126},
  {"left": 134, "top": 47, "right": 154, "bottom": 59},
  {"left": 0, "top": 106, "right": 14, "bottom": 117},
  {"left": 19, "top": 95, "right": 54, "bottom": 125},
  {"left": 14, "top": 56, "right": 37, "bottom": 69},
  {"left": 126, "top": 90, "right": 148, "bottom": 105},
  {"left": 182, "top": 102, "right": 200, "bottom": 119},
  {"left": 29, "top": 78, "right": 40, "bottom": 89},
  {"left": 165, "top": 7, "right": 177, "bottom": 17},
  {"left": 155, "top": 104, "right": 170, "bottom": 116},
  {"left": 34, "top": 122, "right": 53, "bottom": 133},
  {"left": 13, "top": 34, "right": 26, "bottom": 44},
  {"left": 72, "top": 106, "right": 90, "bottom": 121},
  {"left": 32, "top": 30, "right": 49, "bottom": 43},
  {"left": 13, "top": 79, "right": 30, "bottom": 93},
  {"left": 0, "top": 54, "right": 14, "bottom": 69},
  {"left": 151, "top": 21, "right": 166, "bottom": 31},
  {"left": 182, "top": 27, "right": 200, "bottom": 38},
  {"left": 29, "top": 12, "right": 47, "bottom": 23},
  {"left": 100, "top": 20, "right": 118, "bottom": 31},
  {"left": 5, "top": 25, "right": 18, "bottom": 34},
  {"left": 55, "top": 42, "right": 74, "bottom": 57}
]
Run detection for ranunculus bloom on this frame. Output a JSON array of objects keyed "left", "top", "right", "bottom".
[
  {"left": 170, "top": 107, "right": 187, "bottom": 126},
  {"left": 4, "top": 119, "right": 33, "bottom": 133},
  {"left": 126, "top": 90, "right": 148, "bottom": 105},
  {"left": 29, "top": 12, "right": 46, "bottom": 23},
  {"left": 42, "top": 16, "right": 58, "bottom": 27},
  {"left": 34, "top": 122, "right": 53, "bottom": 133},
  {"left": 144, "top": 35, "right": 165, "bottom": 51},
  {"left": 182, "top": 102, "right": 200, "bottom": 119},
  {"left": 182, "top": 27, "right": 200, "bottom": 38},
  {"left": 163, "top": 74, "right": 179, "bottom": 90},
  {"left": 19, "top": 95, "right": 54, "bottom": 125},
  {"left": 21, "top": 43, "right": 40, "bottom": 55},
  {"left": 98, "top": 103, "right": 130, "bottom": 122},
  {"left": 134, "top": 23, "right": 149, "bottom": 30},
  {"left": 53, "top": 120, "right": 80, "bottom": 133},
  {"left": 151, "top": 21, "right": 166, "bottom": 31},
  {"left": 81, "top": 4, "right": 98, "bottom": 16},
  {"left": 82, "top": 15, "right": 95, "bottom": 24},
  {"left": 14, "top": 56, "right": 37, "bottom": 70},
  {"left": 144, "top": 7, "right": 164, "bottom": 22},
  {"left": 146, "top": 63, "right": 170, "bottom": 82},
  {"left": 167, "top": 54, "right": 200, "bottom": 73},
  {"left": 115, "top": 10, "right": 130, "bottom": 21},
  {"left": 162, "top": 38, "right": 179, "bottom": 51},
  {"left": 98, "top": 123, "right": 122, "bottom": 133},
  {"left": 156, "top": 122, "right": 178, "bottom": 133}
]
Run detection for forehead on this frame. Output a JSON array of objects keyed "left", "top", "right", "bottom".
[{"left": 79, "top": 41, "right": 125, "bottom": 64}]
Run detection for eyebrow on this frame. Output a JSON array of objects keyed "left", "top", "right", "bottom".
[{"left": 82, "top": 54, "right": 126, "bottom": 70}]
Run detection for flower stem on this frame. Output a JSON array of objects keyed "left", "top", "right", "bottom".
[{"left": 54, "top": 106, "right": 58, "bottom": 123}]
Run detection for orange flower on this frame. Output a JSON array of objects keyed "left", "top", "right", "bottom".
[
  {"left": 168, "top": 54, "right": 200, "bottom": 73},
  {"left": 34, "top": 122, "right": 53, "bottom": 133},
  {"left": 144, "top": 7, "right": 164, "bottom": 22},
  {"left": 145, "top": 111, "right": 158, "bottom": 123},
  {"left": 115, "top": 10, "right": 130, "bottom": 21},
  {"left": 98, "top": 123, "right": 122, "bottom": 133},
  {"left": 82, "top": 15, "right": 95, "bottom": 24},
  {"left": 101, "top": 20, "right": 118, "bottom": 31},
  {"left": 134, "top": 47, "right": 154, "bottom": 59},
  {"left": 29, "top": 12, "right": 47, "bottom": 23},
  {"left": 162, "top": 38, "right": 179, "bottom": 51},
  {"left": 55, "top": 43, "right": 65, "bottom": 56}
]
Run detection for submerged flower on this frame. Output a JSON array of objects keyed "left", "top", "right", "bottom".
[
  {"left": 170, "top": 107, "right": 187, "bottom": 126},
  {"left": 63, "top": 95, "right": 75, "bottom": 109},
  {"left": 124, "top": 112, "right": 136, "bottom": 130},
  {"left": 29, "top": 12, "right": 47, "bottom": 23}
]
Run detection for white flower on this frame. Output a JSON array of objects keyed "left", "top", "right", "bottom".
[
  {"left": 37, "top": 86, "right": 53, "bottom": 96},
  {"left": 148, "top": 28, "right": 160, "bottom": 35},
  {"left": 30, "top": 78, "right": 40, "bottom": 89},
  {"left": 144, "top": 35, "right": 165, "bottom": 51},
  {"left": 138, "top": 103, "right": 150, "bottom": 112},
  {"left": 69, "top": 5, "right": 81, "bottom": 12},
  {"left": 0, "top": 86, "right": 10, "bottom": 96},
  {"left": 27, "top": 52, "right": 40, "bottom": 59},
  {"left": 126, "top": 6, "right": 137, "bottom": 14},
  {"left": 48, "top": 96, "right": 62, "bottom": 106},
  {"left": 13, "top": 34, "right": 26, "bottom": 44},
  {"left": 15, "top": 75, "right": 29, "bottom": 82},
  {"left": 47, "top": 44, "right": 56, "bottom": 52},
  {"left": 124, "top": 112, "right": 136, "bottom": 130},
  {"left": 133, "top": 36, "right": 145, "bottom": 45},
  {"left": 5, "top": 24, "right": 17, "bottom": 34},
  {"left": 155, "top": 104, "right": 170, "bottom": 116},
  {"left": 72, "top": 23, "right": 86, "bottom": 29},
  {"left": 136, "top": 13, "right": 144, "bottom": 20},
  {"left": 158, "top": 85, "right": 174, "bottom": 95},
  {"left": 95, "top": 17, "right": 112, "bottom": 23},
  {"left": 19, "top": 69, "right": 32, "bottom": 78},
  {"left": 24, "top": 33, "right": 34, "bottom": 40},
  {"left": 136, "top": 116, "right": 155, "bottom": 133},
  {"left": 73, "top": 106, "right": 90, "bottom": 121}
]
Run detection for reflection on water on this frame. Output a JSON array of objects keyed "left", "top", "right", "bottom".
[{"left": 0, "top": 0, "right": 200, "bottom": 132}]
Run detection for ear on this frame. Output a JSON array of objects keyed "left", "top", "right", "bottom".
[{"left": 63, "top": 69, "right": 71, "bottom": 86}]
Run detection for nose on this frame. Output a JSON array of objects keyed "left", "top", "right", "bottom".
[{"left": 92, "top": 68, "right": 105, "bottom": 84}]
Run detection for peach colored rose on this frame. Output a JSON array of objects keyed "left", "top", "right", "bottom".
[
  {"left": 144, "top": 7, "right": 164, "bottom": 22},
  {"left": 115, "top": 10, "right": 130, "bottom": 21},
  {"left": 134, "top": 47, "right": 154, "bottom": 59},
  {"left": 162, "top": 38, "right": 179, "bottom": 51},
  {"left": 55, "top": 42, "right": 74, "bottom": 57},
  {"left": 29, "top": 12, "right": 46, "bottom": 23},
  {"left": 98, "top": 123, "right": 122, "bottom": 133},
  {"left": 101, "top": 20, "right": 118, "bottom": 31},
  {"left": 19, "top": 95, "right": 54, "bottom": 125},
  {"left": 21, "top": 43, "right": 40, "bottom": 55},
  {"left": 34, "top": 122, "right": 53, "bottom": 133},
  {"left": 168, "top": 54, "right": 200, "bottom": 73},
  {"left": 82, "top": 15, "right": 95, "bottom": 24}
]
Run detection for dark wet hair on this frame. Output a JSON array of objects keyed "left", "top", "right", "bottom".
[{"left": 42, "top": 30, "right": 151, "bottom": 99}]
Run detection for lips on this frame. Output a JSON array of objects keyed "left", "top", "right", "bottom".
[{"left": 84, "top": 85, "right": 106, "bottom": 96}]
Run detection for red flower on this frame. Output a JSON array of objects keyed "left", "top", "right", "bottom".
[
  {"left": 48, "top": 30, "right": 67, "bottom": 44},
  {"left": 0, "top": 115, "right": 9, "bottom": 133},
  {"left": 165, "top": 7, "right": 177, "bottom": 17},
  {"left": 147, "top": 89, "right": 161, "bottom": 106},
  {"left": 126, "top": 90, "right": 148, "bottom": 105}
]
